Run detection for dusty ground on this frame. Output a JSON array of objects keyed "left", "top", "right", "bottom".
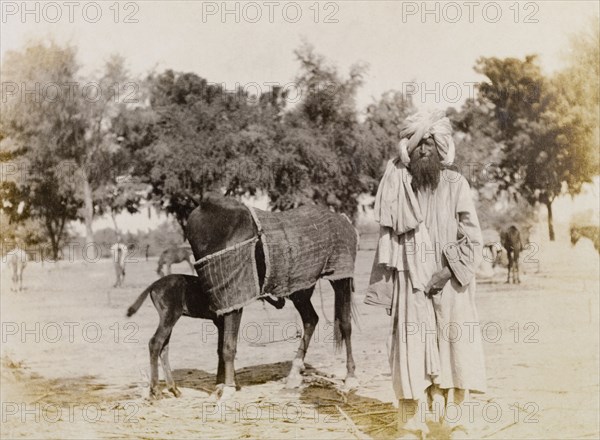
[{"left": 1, "top": 225, "right": 598, "bottom": 439}]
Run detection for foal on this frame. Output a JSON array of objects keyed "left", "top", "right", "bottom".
[{"left": 126, "top": 274, "right": 284, "bottom": 399}]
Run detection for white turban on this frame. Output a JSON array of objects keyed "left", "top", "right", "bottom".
[{"left": 398, "top": 109, "right": 455, "bottom": 166}]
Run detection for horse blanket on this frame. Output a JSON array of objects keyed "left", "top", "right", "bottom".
[{"left": 194, "top": 205, "right": 358, "bottom": 315}]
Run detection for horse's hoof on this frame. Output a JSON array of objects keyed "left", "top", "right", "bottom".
[
  {"left": 284, "top": 374, "right": 303, "bottom": 389},
  {"left": 208, "top": 384, "right": 225, "bottom": 402},
  {"left": 448, "top": 426, "right": 470, "bottom": 440},
  {"left": 217, "top": 385, "right": 236, "bottom": 403},
  {"left": 343, "top": 376, "right": 360, "bottom": 391},
  {"left": 396, "top": 428, "right": 426, "bottom": 439},
  {"left": 291, "top": 358, "right": 305, "bottom": 372},
  {"left": 169, "top": 386, "right": 182, "bottom": 398},
  {"left": 149, "top": 388, "right": 162, "bottom": 400}
]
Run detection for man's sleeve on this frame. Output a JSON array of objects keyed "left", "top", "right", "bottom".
[{"left": 442, "top": 177, "right": 483, "bottom": 287}]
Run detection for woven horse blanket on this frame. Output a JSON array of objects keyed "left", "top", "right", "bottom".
[{"left": 194, "top": 205, "right": 358, "bottom": 315}]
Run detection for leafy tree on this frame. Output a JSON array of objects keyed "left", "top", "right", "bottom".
[
  {"left": 120, "top": 70, "right": 281, "bottom": 231},
  {"left": 1, "top": 41, "right": 139, "bottom": 252},
  {"left": 76, "top": 55, "right": 139, "bottom": 246},
  {"left": 475, "top": 53, "right": 598, "bottom": 240},
  {"left": 1, "top": 41, "right": 83, "bottom": 257},
  {"left": 364, "top": 90, "right": 416, "bottom": 164},
  {"left": 269, "top": 44, "right": 378, "bottom": 219}
]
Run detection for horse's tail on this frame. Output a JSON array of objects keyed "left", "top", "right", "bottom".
[
  {"left": 333, "top": 278, "right": 358, "bottom": 351},
  {"left": 126, "top": 285, "right": 153, "bottom": 317}
]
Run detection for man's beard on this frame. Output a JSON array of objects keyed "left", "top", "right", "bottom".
[{"left": 409, "top": 155, "right": 442, "bottom": 192}]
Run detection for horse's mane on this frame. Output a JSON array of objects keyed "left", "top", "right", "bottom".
[{"left": 201, "top": 193, "right": 246, "bottom": 211}]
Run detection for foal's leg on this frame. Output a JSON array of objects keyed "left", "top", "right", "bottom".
[
  {"left": 160, "top": 334, "right": 182, "bottom": 397},
  {"left": 149, "top": 311, "right": 180, "bottom": 399},
  {"left": 285, "top": 287, "right": 317, "bottom": 388},
  {"left": 506, "top": 253, "right": 512, "bottom": 284},
  {"left": 514, "top": 252, "right": 521, "bottom": 284},
  {"left": 332, "top": 278, "right": 358, "bottom": 389}
]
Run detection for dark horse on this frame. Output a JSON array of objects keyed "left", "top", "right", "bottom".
[
  {"left": 184, "top": 195, "right": 358, "bottom": 402},
  {"left": 570, "top": 225, "right": 600, "bottom": 253},
  {"left": 157, "top": 247, "right": 195, "bottom": 277},
  {"left": 501, "top": 225, "right": 523, "bottom": 284}
]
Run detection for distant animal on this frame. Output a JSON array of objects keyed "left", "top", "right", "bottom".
[
  {"left": 8, "top": 247, "right": 28, "bottom": 292},
  {"left": 481, "top": 229, "right": 503, "bottom": 269},
  {"left": 110, "top": 243, "right": 128, "bottom": 288},
  {"left": 501, "top": 226, "right": 523, "bottom": 284},
  {"left": 156, "top": 247, "right": 194, "bottom": 277},
  {"left": 184, "top": 195, "right": 359, "bottom": 402},
  {"left": 126, "top": 274, "right": 285, "bottom": 399},
  {"left": 570, "top": 225, "right": 600, "bottom": 254}
]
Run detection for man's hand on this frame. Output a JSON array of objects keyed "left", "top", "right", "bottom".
[{"left": 425, "top": 267, "right": 452, "bottom": 296}]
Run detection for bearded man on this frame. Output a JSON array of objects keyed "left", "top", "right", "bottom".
[{"left": 365, "top": 110, "right": 486, "bottom": 439}]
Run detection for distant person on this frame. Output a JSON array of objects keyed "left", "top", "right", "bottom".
[
  {"left": 110, "top": 242, "right": 128, "bottom": 287},
  {"left": 8, "top": 246, "right": 28, "bottom": 292},
  {"left": 145, "top": 244, "right": 150, "bottom": 261}
]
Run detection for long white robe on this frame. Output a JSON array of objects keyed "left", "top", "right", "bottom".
[{"left": 368, "top": 167, "right": 487, "bottom": 399}]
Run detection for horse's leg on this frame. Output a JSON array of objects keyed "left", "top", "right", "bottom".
[
  {"left": 506, "top": 252, "right": 512, "bottom": 283},
  {"left": 515, "top": 251, "right": 521, "bottom": 284},
  {"left": 215, "top": 318, "right": 225, "bottom": 383},
  {"left": 285, "top": 287, "right": 317, "bottom": 388},
  {"left": 332, "top": 278, "right": 358, "bottom": 389},
  {"left": 214, "top": 309, "right": 242, "bottom": 402}
]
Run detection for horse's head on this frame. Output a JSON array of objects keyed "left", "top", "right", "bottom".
[{"left": 570, "top": 227, "right": 580, "bottom": 246}]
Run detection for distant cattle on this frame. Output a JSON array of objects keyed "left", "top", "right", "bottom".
[
  {"left": 501, "top": 226, "right": 523, "bottom": 284},
  {"left": 156, "top": 247, "right": 194, "bottom": 277},
  {"left": 570, "top": 225, "right": 600, "bottom": 254}
]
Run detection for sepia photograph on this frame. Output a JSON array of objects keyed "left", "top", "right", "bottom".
[{"left": 1, "top": 1, "right": 599, "bottom": 439}]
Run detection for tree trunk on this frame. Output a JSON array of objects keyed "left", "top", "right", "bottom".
[
  {"left": 81, "top": 169, "right": 94, "bottom": 246},
  {"left": 45, "top": 219, "right": 60, "bottom": 260},
  {"left": 110, "top": 210, "right": 121, "bottom": 240},
  {"left": 546, "top": 200, "right": 555, "bottom": 241}
]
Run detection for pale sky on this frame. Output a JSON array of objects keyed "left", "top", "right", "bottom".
[
  {"left": 2, "top": 1, "right": 598, "bottom": 111},
  {"left": 2, "top": 0, "right": 598, "bottom": 233}
]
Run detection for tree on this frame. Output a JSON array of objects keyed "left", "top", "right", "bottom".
[
  {"left": 475, "top": 53, "right": 598, "bottom": 241},
  {"left": 76, "top": 55, "right": 139, "bottom": 246},
  {"left": 1, "top": 41, "right": 140, "bottom": 252},
  {"left": 1, "top": 41, "right": 84, "bottom": 258},
  {"left": 120, "top": 70, "right": 277, "bottom": 231},
  {"left": 269, "top": 44, "right": 378, "bottom": 219},
  {"left": 364, "top": 90, "right": 416, "bottom": 164}
]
